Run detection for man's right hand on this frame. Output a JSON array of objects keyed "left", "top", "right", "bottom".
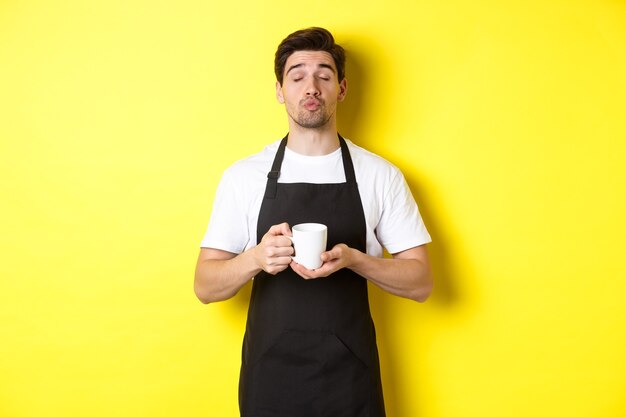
[
  {"left": 253, "top": 223, "right": 294, "bottom": 275},
  {"left": 194, "top": 222, "right": 294, "bottom": 303}
]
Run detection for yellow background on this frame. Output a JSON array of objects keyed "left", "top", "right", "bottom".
[{"left": 1, "top": 1, "right": 625, "bottom": 416}]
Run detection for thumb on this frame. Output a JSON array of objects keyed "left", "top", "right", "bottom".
[
  {"left": 321, "top": 247, "right": 340, "bottom": 262},
  {"left": 267, "top": 222, "right": 292, "bottom": 237}
]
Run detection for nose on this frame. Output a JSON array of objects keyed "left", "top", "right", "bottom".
[{"left": 305, "top": 79, "right": 320, "bottom": 96}]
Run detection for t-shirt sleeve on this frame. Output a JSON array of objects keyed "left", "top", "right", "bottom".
[
  {"left": 376, "top": 169, "right": 431, "bottom": 254},
  {"left": 200, "top": 168, "right": 251, "bottom": 253}
]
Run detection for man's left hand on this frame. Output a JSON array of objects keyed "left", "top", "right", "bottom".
[{"left": 290, "top": 244, "right": 355, "bottom": 279}]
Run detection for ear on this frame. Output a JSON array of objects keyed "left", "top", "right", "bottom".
[
  {"left": 276, "top": 81, "right": 285, "bottom": 104},
  {"left": 337, "top": 78, "right": 348, "bottom": 102}
]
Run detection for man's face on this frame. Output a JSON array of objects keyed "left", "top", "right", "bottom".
[{"left": 276, "top": 51, "right": 347, "bottom": 129}]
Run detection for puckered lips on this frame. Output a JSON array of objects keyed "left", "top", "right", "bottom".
[{"left": 302, "top": 98, "right": 322, "bottom": 111}]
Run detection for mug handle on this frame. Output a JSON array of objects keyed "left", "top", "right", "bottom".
[{"left": 286, "top": 236, "right": 298, "bottom": 263}]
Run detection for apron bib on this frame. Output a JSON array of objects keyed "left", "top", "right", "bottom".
[{"left": 239, "top": 135, "right": 386, "bottom": 417}]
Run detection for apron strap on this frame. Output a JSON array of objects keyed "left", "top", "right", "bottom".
[
  {"left": 338, "top": 134, "right": 357, "bottom": 185},
  {"left": 263, "top": 133, "right": 357, "bottom": 199},
  {"left": 264, "top": 135, "right": 289, "bottom": 200}
]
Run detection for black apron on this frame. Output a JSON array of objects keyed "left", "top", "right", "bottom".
[{"left": 239, "top": 135, "right": 386, "bottom": 417}]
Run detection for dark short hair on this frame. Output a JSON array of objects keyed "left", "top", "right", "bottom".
[{"left": 274, "top": 27, "right": 346, "bottom": 85}]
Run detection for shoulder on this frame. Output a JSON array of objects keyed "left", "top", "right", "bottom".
[
  {"left": 220, "top": 139, "right": 281, "bottom": 184},
  {"left": 344, "top": 139, "right": 402, "bottom": 184}
]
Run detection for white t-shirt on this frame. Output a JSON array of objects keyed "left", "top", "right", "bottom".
[{"left": 201, "top": 138, "right": 431, "bottom": 257}]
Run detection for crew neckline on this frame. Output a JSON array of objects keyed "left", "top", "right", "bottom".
[{"left": 284, "top": 145, "right": 342, "bottom": 162}]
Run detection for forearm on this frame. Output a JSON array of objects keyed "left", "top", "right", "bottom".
[
  {"left": 194, "top": 223, "right": 295, "bottom": 304},
  {"left": 194, "top": 249, "right": 261, "bottom": 304},
  {"left": 348, "top": 248, "right": 433, "bottom": 302}
]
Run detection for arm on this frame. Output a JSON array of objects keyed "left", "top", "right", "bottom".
[
  {"left": 290, "top": 244, "right": 433, "bottom": 302},
  {"left": 194, "top": 223, "right": 294, "bottom": 304}
]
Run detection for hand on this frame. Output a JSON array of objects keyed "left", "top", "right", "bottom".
[
  {"left": 253, "top": 223, "right": 294, "bottom": 275},
  {"left": 290, "top": 244, "right": 355, "bottom": 279}
]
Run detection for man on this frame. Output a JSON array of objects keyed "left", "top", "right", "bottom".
[{"left": 195, "top": 27, "right": 433, "bottom": 417}]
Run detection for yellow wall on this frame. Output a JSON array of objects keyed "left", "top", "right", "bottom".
[{"left": 1, "top": 1, "right": 625, "bottom": 416}]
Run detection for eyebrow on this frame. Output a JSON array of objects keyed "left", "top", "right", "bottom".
[{"left": 286, "top": 63, "right": 336, "bottom": 75}]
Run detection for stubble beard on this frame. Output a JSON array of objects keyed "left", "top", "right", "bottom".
[
  {"left": 291, "top": 99, "right": 333, "bottom": 129},
  {"left": 295, "top": 109, "right": 331, "bottom": 129}
]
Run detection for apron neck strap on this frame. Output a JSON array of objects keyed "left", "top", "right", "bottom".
[
  {"left": 264, "top": 133, "right": 356, "bottom": 199},
  {"left": 337, "top": 134, "right": 357, "bottom": 184}
]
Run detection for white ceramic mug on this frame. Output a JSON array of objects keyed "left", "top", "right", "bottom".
[{"left": 288, "top": 223, "right": 328, "bottom": 270}]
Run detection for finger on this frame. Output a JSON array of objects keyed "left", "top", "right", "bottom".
[
  {"left": 267, "top": 256, "right": 294, "bottom": 267},
  {"left": 266, "top": 263, "right": 290, "bottom": 275},
  {"left": 290, "top": 261, "right": 316, "bottom": 279},
  {"left": 276, "top": 235, "right": 294, "bottom": 248},
  {"left": 291, "top": 261, "right": 333, "bottom": 279},
  {"left": 266, "top": 222, "right": 292, "bottom": 237},
  {"left": 323, "top": 243, "right": 350, "bottom": 262},
  {"left": 264, "top": 235, "right": 294, "bottom": 249},
  {"left": 321, "top": 249, "right": 340, "bottom": 262},
  {"left": 265, "top": 245, "right": 294, "bottom": 257},
  {"left": 310, "top": 263, "right": 335, "bottom": 278}
]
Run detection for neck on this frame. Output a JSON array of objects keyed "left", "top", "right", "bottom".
[{"left": 286, "top": 120, "right": 340, "bottom": 156}]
